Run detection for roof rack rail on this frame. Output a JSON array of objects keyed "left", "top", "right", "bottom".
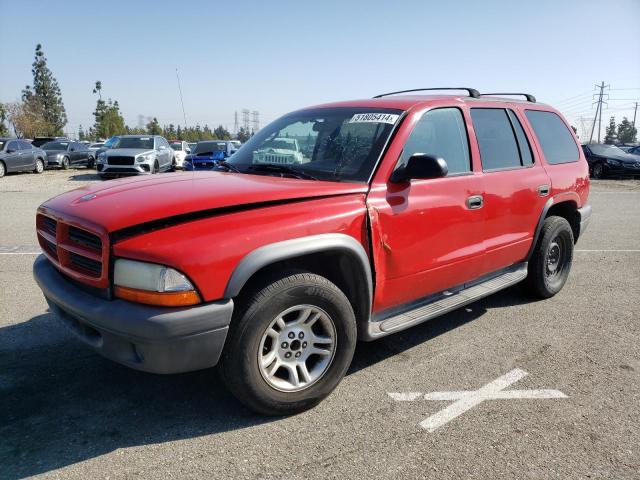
[
  {"left": 373, "top": 87, "right": 480, "bottom": 99},
  {"left": 480, "top": 93, "right": 536, "bottom": 103}
]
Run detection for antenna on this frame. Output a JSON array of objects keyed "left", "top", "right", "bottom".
[{"left": 175, "top": 68, "right": 188, "bottom": 129}]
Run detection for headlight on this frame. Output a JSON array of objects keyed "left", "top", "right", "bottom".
[
  {"left": 97, "top": 153, "right": 106, "bottom": 163},
  {"left": 606, "top": 159, "right": 621, "bottom": 166},
  {"left": 113, "top": 259, "right": 200, "bottom": 306},
  {"left": 137, "top": 153, "right": 153, "bottom": 163}
]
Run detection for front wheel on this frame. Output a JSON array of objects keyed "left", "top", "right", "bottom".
[
  {"left": 34, "top": 158, "right": 45, "bottom": 174},
  {"left": 219, "top": 271, "right": 357, "bottom": 415},
  {"left": 591, "top": 162, "right": 605, "bottom": 179},
  {"left": 523, "top": 216, "right": 574, "bottom": 299},
  {"left": 61, "top": 156, "right": 70, "bottom": 170}
]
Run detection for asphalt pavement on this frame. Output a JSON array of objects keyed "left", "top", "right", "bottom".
[{"left": 1, "top": 170, "right": 638, "bottom": 479}]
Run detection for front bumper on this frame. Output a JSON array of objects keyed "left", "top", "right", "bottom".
[
  {"left": 97, "top": 162, "right": 152, "bottom": 175},
  {"left": 604, "top": 163, "right": 640, "bottom": 176},
  {"left": 184, "top": 161, "right": 217, "bottom": 171},
  {"left": 33, "top": 255, "right": 233, "bottom": 374}
]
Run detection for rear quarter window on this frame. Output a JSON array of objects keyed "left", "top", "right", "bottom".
[{"left": 524, "top": 110, "right": 579, "bottom": 164}]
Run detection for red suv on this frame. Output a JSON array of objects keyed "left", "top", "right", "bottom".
[{"left": 34, "top": 88, "right": 591, "bottom": 415}]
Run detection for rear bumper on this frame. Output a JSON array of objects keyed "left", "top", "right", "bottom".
[
  {"left": 577, "top": 204, "right": 592, "bottom": 238},
  {"left": 33, "top": 255, "right": 233, "bottom": 374}
]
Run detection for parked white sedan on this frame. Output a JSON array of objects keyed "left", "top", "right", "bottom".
[{"left": 170, "top": 141, "right": 191, "bottom": 168}]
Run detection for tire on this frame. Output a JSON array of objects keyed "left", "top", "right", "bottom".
[
  {"left": 0, "top": 161, "right": 5, "bottom": 178},
  {"left": 523, "top": 216, "right": 574, "bottom": 299},
  {"left": 61, "top": 156, "right": 70, "bottom": 170},
  {"left": 152, "top": 161, "right": 159, "bottom": 174},
  {"left": 591, "top": 162, "right": 605, "bottom": 179},
  {"left": 34, "top": 158, "right": 44, "bottom": 174},
  {"left": 87, "top": 157, "right": 95, "bottom": 169},
  {"left": 219, "top": 271, "right": 357, "bottom": 415}
]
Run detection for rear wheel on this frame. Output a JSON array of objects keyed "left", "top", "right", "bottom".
[
  {"left": 591, "top": 162, "right": 605, "bottom": 179},
  {"left": 523, "top": 216, "right": 574, "bottom": 298},
  {"left": 219, "top": 271, "right": 357, "bottom": 415},
  {"left": 34, "top": 158, "right": 44, "bottom": 174}
]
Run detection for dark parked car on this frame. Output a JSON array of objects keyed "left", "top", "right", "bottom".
[
  {"left": 622, "top": 145, "right": 640, "bottom": 156},
  {"left": 0, "top": 138, "right": 47, "bottom": 177},
  {"left": 31, "top": 136, "right": 68, "bottom": 148},
  {"left": 582, "top": 144, "right": 640, "bottom": 178},
  {"left": 41, "top": 140, "right": 95, "bottom": 169}
]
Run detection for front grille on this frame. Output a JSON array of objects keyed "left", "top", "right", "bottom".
[
  {"left": 264, "top": 155, "right": 291, "bottom": 164},
  {"left": 107, "top": 156, "right": 135, "bottom": 166},
  {"left": 69, "top": 226, "right": 102, "bottom": 251},
  {"left": 105, "top": 167, "right": 138, "bottom": 172},
  {"left": 69, "top": 252, "right": 102, "bottom": 277},
  {"left": 42, "top": 216, "right": 57, "bottom": 236},
  {"left": 36, "top": 213, "right": 108, "bottom": 288}
]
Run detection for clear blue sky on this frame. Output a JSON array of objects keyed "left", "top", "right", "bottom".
[{"left": 1, "top": 0, "right": 639, "bottom": 140}]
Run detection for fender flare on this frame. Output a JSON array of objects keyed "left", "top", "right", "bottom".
[
  {"left": 526, "top": 193, "right": 581, "bottom": 260},
  {"left": 223, "top": 233, "right": 373, "bottom": 311}
]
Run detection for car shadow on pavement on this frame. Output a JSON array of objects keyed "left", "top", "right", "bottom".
[
  {"left": 69, "top": 172, "right": 100, "bottom": 181},
  {"left": 0, "top": 312, "right": 273, "bottom": 480},
  {"left": 0, "top": 287, "right": 536, "bottom": 479}
]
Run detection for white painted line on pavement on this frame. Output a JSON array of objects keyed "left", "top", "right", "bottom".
[
  {"left": 388, "top": 368, "right": 568, "bottom": 432},
  {"left": 0, "top": 252, "right": 41, "bottom": 255},
  {"left": 575, "top": 249, "right": 640, "bottom": 252}
]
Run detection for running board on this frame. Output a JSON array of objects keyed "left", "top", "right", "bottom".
[{"left": 366, "top": 263, "right": 528, "bottom": 339}]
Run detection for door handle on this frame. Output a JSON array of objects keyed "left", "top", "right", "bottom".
[
  {"left": 537, "top": 185, "right": 550, "bottom": 197},
  {"left": 466, "top": 195, "right": 484, "bottom": 210}
]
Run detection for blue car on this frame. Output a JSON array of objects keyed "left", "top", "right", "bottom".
[{"left": 184, "top": 140, "right": 236, "bottom": 170}]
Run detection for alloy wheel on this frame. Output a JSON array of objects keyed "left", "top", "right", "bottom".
[{"left": 258, "top": 304, "right": 337, "bottom": 392}]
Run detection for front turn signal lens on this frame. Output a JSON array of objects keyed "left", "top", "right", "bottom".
[{"left": 114, "top": 285, "right": 201, "bottom": 307}]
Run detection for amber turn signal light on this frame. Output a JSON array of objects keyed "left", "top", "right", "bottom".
[{"left": 114, "top": 285, "right": 201, "bottom": 307}]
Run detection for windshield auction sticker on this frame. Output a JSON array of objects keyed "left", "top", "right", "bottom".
[{"left": 349, "top": 113, "right": 399, "bottom": 124}]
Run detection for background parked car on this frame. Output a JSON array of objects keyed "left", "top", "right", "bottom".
[
  {"left": 97, "top": 135, "right": 174, "bottom": 178},
  {"left": 188, "top": 142, "right": 197, "bottom": 152},
  {"left": 87, "top": 142, "right": 105, "bottom": 161},
  {"left": 169, "top": 140, "right": 191, "bottom": 169},
  {"left": 41, "top": 140, "right": 95, "bottom": 169},
  {"left": 0, "top": 138, "right": 47, "bottom": 178},
  {"left": 623, "top": 145, "right": 640, "bottom": 155},
  {"left": 582, "top": 144, "right": 640, "bottom": 178},
  {"left": 183, "top": 140, "right": 236, "bottom": 170},
  {"left": 93, "top": 135, "right": 120, "bottom": 161},
  {"left": 31, "top": 136, "right": 68, "bottom": 148}
]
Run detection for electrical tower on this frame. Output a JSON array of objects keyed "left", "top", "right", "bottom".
[
  {"left": 242, "top": 109, "right": 250, "bottom": 131},
  {"left": 234, "top": 111, "right": 239, "bottom": 135},
  {"left": 251, "top": 111, "right": 260, "bottom": 133},
  {"left": 589, "top": 81, "right": 609, "bottom": 144}
]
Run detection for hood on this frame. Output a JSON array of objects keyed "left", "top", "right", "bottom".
[
  {"left": 39, "top": 171, "right": 367, "bottom": 234},
  {"left": 105, "top": 148, "right": 154, "bottom": 157}
]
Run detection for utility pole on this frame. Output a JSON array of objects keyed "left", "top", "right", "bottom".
[
  {"left": 233, "top": 111, "right": 239, "bottom": 136},
  {"left": 589, "top": 81, "right": 609, "bottom": 144},
  {"left": 175, "top": 68, "right": 188, "bottom": 129},
  {"left": 242, "top": 109, "right": 250, "bottom": 131},
  {"left": 633, "top": 102, "right": 638, "bottom": 135},
  {"left": 251, "top": 111, "right": 260, "bottom": 133}
]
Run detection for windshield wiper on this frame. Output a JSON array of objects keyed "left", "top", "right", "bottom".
[
  {"left": 247, "top": 164, "right": 318, "bottom": 180},
  {"left": 217, "top": 160, "right": 242, "bottom": 173}
]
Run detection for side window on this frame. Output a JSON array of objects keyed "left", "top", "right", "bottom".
[
  {"left": 524, "top": 110, "right": 579, "bottom": 164},
  {"left": 399, "top": 107, "right": 470, "bottom": 175},
  {"left": 7, "top": 141, "right": 18, "bottom": 151},
  {"left": 470, "top": 108, "right": 521, "bottom": 171},
  {"left": 506, "top": 110, "right": 533, "bottom": 166},
  {"left": 19, "top": 141, "right": 32, "bottom": 150}
]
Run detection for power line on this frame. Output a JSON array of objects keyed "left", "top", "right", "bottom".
[{"left": 175, "top": 68, "right": 188, "bottom": 129}]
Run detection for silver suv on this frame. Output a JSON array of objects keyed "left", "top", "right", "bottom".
[{"left": 97, "top": 135, "right": 175, "bottom": 178}]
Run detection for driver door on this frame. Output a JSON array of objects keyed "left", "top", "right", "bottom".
[{"left": 367, "top": 107, "right": 486, "bottom": 311}]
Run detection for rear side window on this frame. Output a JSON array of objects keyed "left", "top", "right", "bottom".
[
  {"left": 400, "top": 108, "right": 471, "bottom": 175},
  {"left": 470, "top": 109, "right": 522, "bottom": 170},
  {"left": 524, "top": 110, "right": 579, "bottom": 164},
  {"left": 506, "top": 110, "right": 533, "bottom": 166}
]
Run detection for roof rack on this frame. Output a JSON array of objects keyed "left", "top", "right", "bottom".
[
  {"left": 480, "top": 93, "right": 536, "bottom": 103},
  {"left": 373, "top": 87, "right": 480, "bottom": 99}
]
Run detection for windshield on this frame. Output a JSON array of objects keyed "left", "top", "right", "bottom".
[
  {"left": 170, "top": 143, "right": 183, "bottom": 151},
  {"left": 104, "top": 136, "right": 120, "bottom": 148},
  {"left": 42, "top": 141, "right": 69, "bottom": 150},
  {"left": 113, "top": 137, "right": 154, "bottom": 149},
  {"left": 194, "top": 142, "right": 227, "bottom": 154},
  {"left": 225, "top": 107, "right": 402, "bottom": 182},
  {"left": 589, "top": 144, "right": 625, "bottom": 155}
]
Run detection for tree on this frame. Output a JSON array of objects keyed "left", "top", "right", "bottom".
[
  {"left": 0, "top": 103, "right": 9, "bottom": 136},
  {"left": 237, "top": 127, "right": 251, "bottom": 143},
  {"left": 617, "top": 117, "right": 637, "bottom": 144},
  {"left": 213, "top": 125, "right": 232, "bottom": 140},
  {"left": 604, "top": 116, "right": 617, "bottom": 144},
  {"left": 22, "top": 44, "right": 67, "bottom": 135},
  {"left": 5, "top": 100, "right": 49, "bottom": 138},
  {"left": 99, "top": 100, "right": 126, "bottom": 138},
  {"left": 146, "top": 117, "right": 162, "bottom": 135}
]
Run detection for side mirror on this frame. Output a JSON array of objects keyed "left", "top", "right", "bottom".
[{"left": 390, "top": 154, "right": 448, "bottom": 183}]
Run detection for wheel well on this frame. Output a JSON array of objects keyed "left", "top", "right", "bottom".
[
  {"left": 546, "top": 201, "right": 580, "bottom": 241},
  {"left": 234, "top": 250, "right": 371, "bottom": 333}
]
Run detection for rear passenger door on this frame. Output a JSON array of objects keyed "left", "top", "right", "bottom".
[
  {"left": 469, "top": 108, "right": 551, "bottom": 273},
  {"left": 19, "top": 141, "right": 35, "bottom": 169}
]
